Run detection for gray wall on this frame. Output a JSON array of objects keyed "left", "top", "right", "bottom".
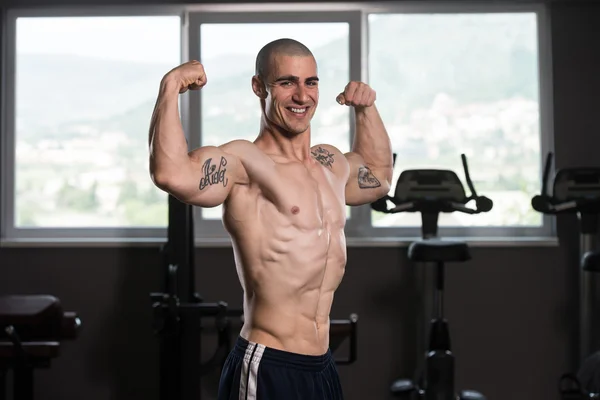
[{"left": 1, "top": 1, "right": 599, "bottom": 399}]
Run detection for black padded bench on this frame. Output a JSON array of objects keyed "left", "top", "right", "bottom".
[{"left": 0, "top": 295, "right": 81, "bottom": 400}]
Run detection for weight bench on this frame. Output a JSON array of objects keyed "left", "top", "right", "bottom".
[{"left": 0, "top": 295, "right": 82, "bottom": 400}]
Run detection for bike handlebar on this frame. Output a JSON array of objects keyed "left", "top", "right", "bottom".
[
  {"left": 372, "top": 153, "right": 493, "bottom": 215},
  {"left": 531, "top": 151, "right": 600, "bottom": 215},
  {"left": 382, "top": 197, "right": 492, "bottom": 215},
  {"left": 532, "top": 195, "right": 600, "bottom": 214}
]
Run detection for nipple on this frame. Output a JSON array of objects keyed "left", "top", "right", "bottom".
[{"left": 291, "top": 206, "right": 300, "bottom": 215}]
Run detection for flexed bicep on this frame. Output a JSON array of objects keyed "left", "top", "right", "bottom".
[
  {"left": 195, "top": 153, "right": 233, "bottom": 191},
  {"left": 345, "top": 152, "right": 391, "bottom": 206},
  {"left": 156, "top": 141, "right": 247, "bottom": 207}
]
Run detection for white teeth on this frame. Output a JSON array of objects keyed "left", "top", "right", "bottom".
[{"left": 290, "top": 107, "right": 306, "bottom": 113}]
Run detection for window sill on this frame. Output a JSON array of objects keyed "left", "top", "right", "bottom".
[{"left": 0, "top": 236, "right": 559, "bottom": 248}]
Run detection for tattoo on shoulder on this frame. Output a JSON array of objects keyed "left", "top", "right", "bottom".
[
  {"left": 311, "top": 146, "right": 335, "bottom": 168},
  {"left": 358, "top": 166, "right": 381, "bottom": 189},
  {"left": 199, "top": 157, "right": 229, "bottom": 190}
]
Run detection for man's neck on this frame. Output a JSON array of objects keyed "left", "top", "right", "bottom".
[{"left": 255, "top": 120, "right": 312, "bottom": 162}]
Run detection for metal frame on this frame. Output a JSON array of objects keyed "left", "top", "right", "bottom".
[
  {"left": 186, "top": 9, "right": 362, "bottom": 239},
  {"left": 0, "top": 6, "right": 185, "bottom": 241},
  {"left": 357, "top": 1, "right": 555, "bottom": 240},
  {"left": 0, "top": 1, "right": 555, "bottom": 244}
]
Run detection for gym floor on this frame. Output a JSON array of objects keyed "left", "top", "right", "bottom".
[{"left": 0, "top": 1, "right": 598, "bottom": 400}]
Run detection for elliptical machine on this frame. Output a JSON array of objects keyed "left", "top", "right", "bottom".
[
  {"left": 531, "top": 152, "right": 600, "bottom": 399},
  {"left": 372, "top": 154, "right": 492, "bottom": 400}
]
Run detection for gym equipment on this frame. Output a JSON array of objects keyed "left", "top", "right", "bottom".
[
  {"left": 150, "top": 195, "right": 235, "bottom": 400},
  {"left": 371, "top": 154, "right": 492, "bottom": 400},
  {"left": 531, "top": 152, "right": 600, "bottom": 399},
  {"left": 0, "top": 295, "right": 81, "bottom": 400},
  {"left": 150, "top": 195, "right": 360, "bottom": 400}
]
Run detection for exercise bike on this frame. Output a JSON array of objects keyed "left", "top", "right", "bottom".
[
  {"left": 371, "top": 154, "right": 492, "bottom": 400},
  {"left": 531, "top": 152, "right": 600, "bottom": 399}
]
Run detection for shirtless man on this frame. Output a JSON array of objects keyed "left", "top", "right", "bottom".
[{"left": 149, "top": 38, "right": 393, "bottom": 400}]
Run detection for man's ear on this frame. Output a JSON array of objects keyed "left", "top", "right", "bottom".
[{"left": 251, "top": 75, "right": 268, "bottom": 99}]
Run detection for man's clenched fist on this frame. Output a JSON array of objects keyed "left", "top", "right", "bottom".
[
  {"left": 336, "top": 81, "right": 376, "bottom": 108},
  {"left": 164, "top": 60, "right": 207, "bottom": 94}
]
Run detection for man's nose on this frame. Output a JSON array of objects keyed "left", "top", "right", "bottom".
[{"left": 292, "top": 85, "right": 309, "bottom": 104}]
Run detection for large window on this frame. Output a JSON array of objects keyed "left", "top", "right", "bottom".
[
  {"left": 198, "top": 22, "right": 351, "bottom": 220},
  {"left": 4, "top": 13, "right": 181, "bottom": 238},
  {"left": 1, "top": 5, "right": 552, "bottom": 243},
  {"left": 186, "top": 11, "right": 358, "bottom": 231},
  {"left": 368, "top": 12, "right": 543, "bottom": 231}
]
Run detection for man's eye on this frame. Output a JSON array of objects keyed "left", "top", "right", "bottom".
[{"left": 281, "top": 81, "right": 292, "bottom": 86}]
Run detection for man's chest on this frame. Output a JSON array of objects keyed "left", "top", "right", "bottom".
[{"left": 267, "top": 163, "right": 345, "bottom": 224}]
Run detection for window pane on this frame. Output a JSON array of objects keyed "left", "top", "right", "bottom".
[
  {"left": 15, "top": 16, "right": 180, "bottom": 228},
  {"left": 199, "top": 22, "right": 350, "bottom": 219},
  {"left": 368, "top": 12, "right": 542, "bottom": 228}
]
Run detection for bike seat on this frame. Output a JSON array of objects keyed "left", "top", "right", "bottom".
[
  {"left": 408, "top": 239, "right": 471, "bottom": 263},
  {"left": 582, "top": 251, "right": 600, "bottom": 273}
]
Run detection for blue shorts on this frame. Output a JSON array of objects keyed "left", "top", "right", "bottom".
[{"left": 218, "top": 336, "right": 344, "bottom": 400}]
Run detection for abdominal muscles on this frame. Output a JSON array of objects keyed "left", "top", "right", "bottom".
[{"left": 226, "top": 194, "right": 347, "bottom": 355}]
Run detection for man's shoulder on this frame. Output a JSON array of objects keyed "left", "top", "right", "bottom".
[
  {"left": 310, "top": 143, "right": 350, "bottom": 173},
  {"left": 220, "top": 139, "right": 258, "bottom": 152},
  {"left": 220, "top": 139, "right": 272, "bottom": 163},
  {"left": 310, "top": 143, "right": 344, "bottom": 155}
]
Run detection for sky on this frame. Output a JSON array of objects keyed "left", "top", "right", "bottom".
[
  {"left": 16, "top": 16, "right": 181, "bottom": 63},
  {"left": 16, "top": 16, "right": 348, "bottom": 64},
  {"left": 200, "top": 23, "right": 348, "bottom": 60}
]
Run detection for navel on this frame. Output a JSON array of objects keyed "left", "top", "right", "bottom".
[{"left": 291, "top": 206, "right": 300, "bottom": 215}]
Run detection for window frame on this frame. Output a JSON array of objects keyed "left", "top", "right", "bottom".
[
  {"left": 0, "top": 2, "right": 556, "bottom": 244},
  {"left": 0, "top": 6, "right": 185, "bottom": 241},
  {"left": 186, "top": 10, "right": 363, "bottom": 240},
  {"left": 359, "top": 1, "right": 556, "bottom": 240}
]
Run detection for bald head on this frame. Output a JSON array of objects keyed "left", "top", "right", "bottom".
[{"left": 255, "top": 38, "right": 314, "bottom": 81}]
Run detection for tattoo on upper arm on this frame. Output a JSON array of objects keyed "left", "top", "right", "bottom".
[
  {"left": 311, "top": 146, "right": 335, "bottom": 168},
  {"left": 199, "top": 157, "right": 229, "bottom": 190},
  {"left": 358, "top": 166, "right": 381, "bottom": 189}
]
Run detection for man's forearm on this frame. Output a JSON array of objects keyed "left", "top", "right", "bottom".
[
  {"left": 148, "top": 77, "right": 189, "bottom": 183},
  {"left": 352, "top": 104, "right": 394, "bottom": 182}
]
